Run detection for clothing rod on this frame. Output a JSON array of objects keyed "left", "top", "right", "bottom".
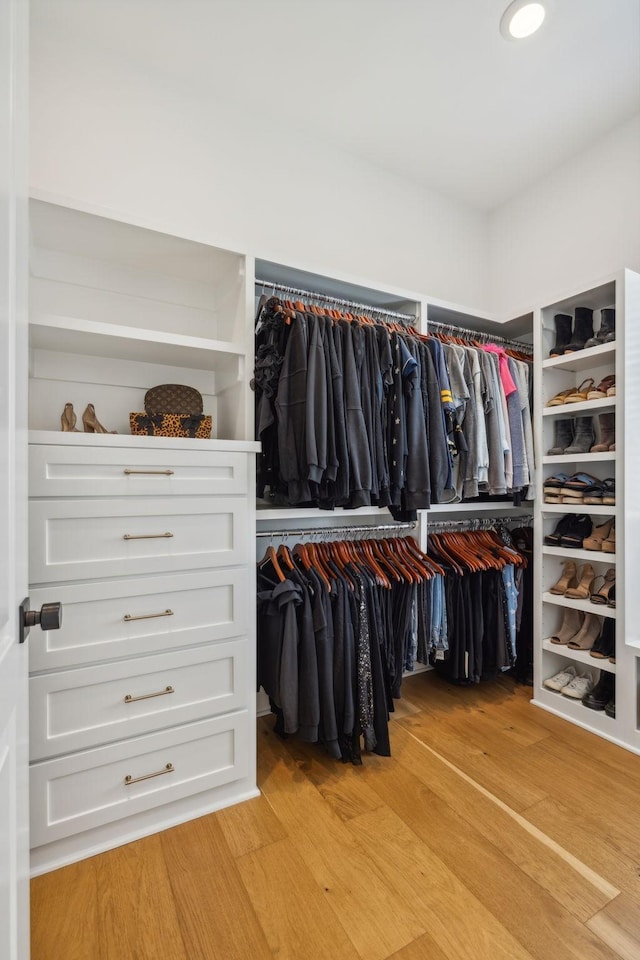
[
  {"left": 427, "top": 317, "right": 533, "bottom": 354},
  {"left": 427, "top": 514, "right": 533, "bottom": 532},
  {"left": 256, "top": 520, "right": 417, "bottom": 539},
  {"left": 255, "top": 278, "right": 416, "bottom": 324}
]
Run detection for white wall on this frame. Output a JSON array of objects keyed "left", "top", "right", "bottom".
[
  {"left": 488, "top": 113, "right": 640, "bottom": 318},
  {"left": 29, "top": 49, "right": 488, "bottom": 309}
]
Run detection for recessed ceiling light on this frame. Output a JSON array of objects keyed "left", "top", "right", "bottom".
[{"left": 500, "top": 1, "right": 547, "bottom": 40}]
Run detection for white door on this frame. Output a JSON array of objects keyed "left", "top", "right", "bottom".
[{"left": 0, "top": 0, "right": 29, "bottom": 957}]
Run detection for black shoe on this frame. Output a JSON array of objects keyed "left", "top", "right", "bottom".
[
  {"left": 604, "top": 698, "right": 616, "bottom": 718},
  {"left": 544, "top": 513, "right": 575, "bottom": 546},
  {"left": 582, "top": 672, "right": 615, "bottom": 711},
  {"left": 549, "top": 313, "right": 573, "bottom": 357},
  {"left": 565, "top": 307, "right": 594, "bottom": 353},
  {"left": 559, "top": 514, "right": 594, "bottom": 548},
  {"left": 585, "top": 308, "right": 615, "bottom": 348},
  {"left": 590, "top": 618, "right": 615, "bottom": 660}
]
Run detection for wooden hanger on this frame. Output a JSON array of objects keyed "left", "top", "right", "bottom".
[{"left": 258, "top": 545, "right": 286, "bottom": 582}]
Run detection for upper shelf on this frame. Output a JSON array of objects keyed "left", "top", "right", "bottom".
[
  {"left": 542, "top": 342, "right": 616, "bottom": 373},
  {"left": 30, "top": 314, "right": 246, "bottom": 371},
  {"left": 542, "top": 397, "right": 616, "bottom": 417}
]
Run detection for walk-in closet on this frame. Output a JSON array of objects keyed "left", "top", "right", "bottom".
[{"left": 3, "top": 2, "right": 640, "bottom": 960}]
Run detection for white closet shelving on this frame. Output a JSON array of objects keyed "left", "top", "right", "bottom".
[
  {"left": 27, "top": 194, "right": 260, "bottom": 874},
  {"left": 533, "top": 269, "right": 640, "bottom": 753}
]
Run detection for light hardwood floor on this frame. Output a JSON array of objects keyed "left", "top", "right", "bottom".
[{"left": 31, "top": 673, "right": 640, "bottom": 960}]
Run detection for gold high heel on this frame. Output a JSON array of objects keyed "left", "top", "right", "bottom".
[
  {"left": 549, "top": 560, "right": 578, "bottom": 596},
  {"left": 564, "top": 563, "right": 595, "bottom": 600},
  {"left": 82, "top": 404, "right": 117, "bottom": 434},
  {"left": 60, "top": 403, "right": 80, "bottom": 432}
]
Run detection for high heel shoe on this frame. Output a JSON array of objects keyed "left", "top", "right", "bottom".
[
  {"left": 590, "top": 568, "right": 616, "bottom": 605},
  {"left": 567, "top": 612, "right": 602, "bottom": 651},
  {"left": 583, "top": 518, "right": 614, "bottom": 552},
  {"left": 82, "top": 404, "right": 117, "bottom": 434},
  {"left": 549, "top": 560, "right": 578, "bottom": 596},
  {"left": 60, "top": 403, "right": 80, "bottom": 432},
  {"left": 564, "top": 563, "right": 595, "bottom": 600},
  {"left": 548, "top": 607, "right": 584, "bottom": 645}
]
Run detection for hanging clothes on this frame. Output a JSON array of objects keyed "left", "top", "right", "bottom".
[
  {"left": 256, "top": 535, "right": 443, "bottom": 763},
  {"left": 253, "top": 294, "right": 535, "bottom": 513},
  {"left": 425, "top": 524, "right": 531, "bottom": 684}
]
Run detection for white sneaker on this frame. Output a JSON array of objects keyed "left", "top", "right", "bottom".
[
  {"left": 561, "top": 671, "right": 595, "bottom": 699},
  {"left": 544, "top": 664, "right": 577, "bottom": 692}
]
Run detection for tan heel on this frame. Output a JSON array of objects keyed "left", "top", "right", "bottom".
[
  {"left": 602, "top": 524, "right": 616, "bottom": 554},
  {"left": 567, "top": 612, "right": 602, "bottom": 651},
  {"left": 82, "top": 404, "right": 117, "bottom": 434},
  {"left": 548, "top": 608, "right": 584, "bottom": 645},
  {"left": 583, "top": 519, "right": 614, "bottom": 551},
  {"left": 564, "top": 563, "right": 595, "bottom": 600},
  {"left": 549, "top": 560, "right": 578, "bottom": 596},
  {"left": 60, "top": 403, "right": 80, "bottom": 432}
]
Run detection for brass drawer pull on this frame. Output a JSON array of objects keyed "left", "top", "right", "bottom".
[
  {"left": 124, "top": 609, "right": 174, "bottom": 623},
  {"left": 124, "top": 685, "right": 174, "bottom": 703},
  {"left": 123, "top": 532, "right": 173, "bottom": 540},
  {"left": 124, "top": 762, "right": 174, "bottom": 786},
  {"left": 123, "top": 469, "right": 174, "bottom": 476}
]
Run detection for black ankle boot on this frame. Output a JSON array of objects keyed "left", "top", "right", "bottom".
[
  {"left": 582, "top": 671, "right": 614, "bottom": 711},
  {"left": 585, "top": 308, "right": 615, "bottom": 348},
  {"left": 547, "top": 418, "right": 574, "bottom": 455},
  {"left": 589, "top": 618, "right": 616, "bottom": 660},
  {"left": 550, "top": 314, "right": 572, "bottom": 357},
  {"left": 565, "top": 307, "right": 594, "bottom": 353}
]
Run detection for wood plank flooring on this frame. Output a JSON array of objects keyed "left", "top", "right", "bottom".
[{"left": 31, "top": 673, "right": 640, "bottom": 960}]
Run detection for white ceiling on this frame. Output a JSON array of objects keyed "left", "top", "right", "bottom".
[{"left": 31, "top": 0, "right": 640, "bottom": 211}]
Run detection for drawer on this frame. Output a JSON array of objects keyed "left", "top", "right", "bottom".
[
  {"left": 30, "top": 445, "right": 249, "bottom": 498},
  {"left": 30, "top": 639, "right": 249, "bottom": 760},
  {"left": 30, "top": 497, "right": 248, "bottom": 583},
  {"left": 29, "top": 569, "right": 249, "bottom": 671},
  {"left": 30, "top": 710, "right": 250, "bottom": 846}
]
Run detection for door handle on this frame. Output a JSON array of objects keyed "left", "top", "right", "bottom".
[{"left": 19, "top": 597, "right": 62, "bottom": 644}]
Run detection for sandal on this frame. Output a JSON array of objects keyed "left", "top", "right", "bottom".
[
  {"left": 546, "top": 388, "right": 578, "bottom": 407},
  {"left": 587, "top": 375, "right": 615, "bottom": 400},
  {"left": 565, "top": 563, "right": 595, "bottom": 600},
  {"left": 601, "top": 478, "right": 616, "bottom": 505},
  {"left": 583, "top": 482, "right": 604, "bottom": 505},
  {"left": 561, "top": 473, "right": 601, "bottom": 502},
  {"left": 543, "top": 473, "right": 570, "bottom": 503},
  {"left": 607, "top": 584, "right": 616, "bottom": 609},
  {"left": 590, "top": 568, "right": 616, "bottom": 605},
  {"left": 564, "top": 378, "right": 596, "bottom": 403}
]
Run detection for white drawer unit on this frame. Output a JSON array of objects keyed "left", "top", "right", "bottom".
[
  {"left": 28, "top": 429, "right": 258, "bottom": 870},
  {"left": 29, "top": 444, "right": 248, "bottom": 498},
  {"left": 30, "top": 496, "right": 248, "bottom": 582},
  {"left": 30, "top": 710, "right": 251, "bottom": 846},
  {"left": 29, "top": 568, "right": 247, "bottom": 671},
  {"left": 30, "top": 639, "right": 248, "bottom": 760}
]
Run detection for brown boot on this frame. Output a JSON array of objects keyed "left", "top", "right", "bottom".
[{"left": 590, "top": 413, "right": 615, "bottom": 452}]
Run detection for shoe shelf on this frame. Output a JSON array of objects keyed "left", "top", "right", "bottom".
[
  {"left": 542, "top": 342, "right": 616, "bottom": 373},
  {"left": 543, "top": 452, "right": 616, "bottom": 465},
  {"left": 543, "top": 397, "right": 617, "bottom": 417},
  {"left": 542, "top": 546, "right": 615, "bottom": 562},
  {"left": 542, "top": 503, "right": 615, "bottom": 516},
  {"left": 542, "top": 592, "right": 617, "bottom": 618},
  {"left": 541, "top": 639, "right": 616, "bottom": 674}
]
